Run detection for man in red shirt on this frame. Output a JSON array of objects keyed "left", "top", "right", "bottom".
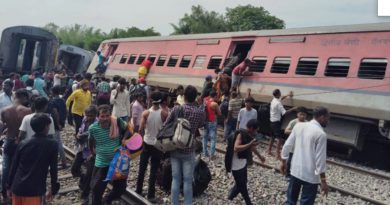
[{"left": 231, "top": 59, "right": 253, "bottom": 93}]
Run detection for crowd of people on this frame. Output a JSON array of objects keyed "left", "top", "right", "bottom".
[{"left": 0, "top": 55, "right": 330, "bottom": 205}]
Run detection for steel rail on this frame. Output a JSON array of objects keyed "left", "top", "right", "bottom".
[
  {"left": 214, "top": 146, "right": 388, "bottom": 205},
  {"left": 216, "top": 127, "right": 390, "bottom": 181}
]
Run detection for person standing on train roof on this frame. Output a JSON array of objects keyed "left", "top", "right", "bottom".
[
  {"left": 136, "top": 91, "right": 168, "bottom": 203},
  {"left": 8, "top": 113, "right": 60, "bottom": 205},
  {"left": 231, "top": 59, "right": 253, "bottom": 94},
  {"left": 268, "top": 89, "right": 296, "bottom": 160},
  {"left": 284, "top": 106, "right": 308, "bottom": 179},
  {"left": 1, "top": 89, "right": 31, "bottom": 201},
  {"left": 88, "top": 105, "right": 128, "bottom": 205},
  {"left": 110, "top": 78, "right": 130, "bottom": 122},
  {"left": 203, "top": 90, "right": 221, "bottom": 160},
  {"left": 66, "top": 79, "right": 92, "bottom": 135},
  {"left": 280, "top": 106, "right": 329, "bottom": 205}
]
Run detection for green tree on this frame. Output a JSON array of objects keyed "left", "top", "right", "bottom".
[
  {"left": 225, "top": 5, "right": 285, "bottom": 31},
  {"left": 170, "top": 5, "right": 227, "bottom": 34},
  {"left": 43, "top": 23, "right": 160, "bottom": 51}
]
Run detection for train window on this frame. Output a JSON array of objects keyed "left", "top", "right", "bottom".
[
  {"left": 249, "top": 57, "right": 267, "bottom": 72},
  {"left": 113, "top": 54, "right": 122, "bottom": 64},
  {"left": 167, "top": 55, "right": 179, "bottom": 67},
  {"left": 179, "top": 55, "right": 192, "bottom": 68},
  {"left": 148, "top": 54, "right": 157, "bottom": 64},
  {"left": 296, "top": 57, "right": 319, "bottom": 76},
  {"left": 271, "top": 57, "right": 291, "bottom": 74},
  {"left": 119, "top": 54, "right": 128, "bottom": 64},
  {"left": 325, "top": 58, "right": 350, "bottom": 77},
  {"left": 358, "top": 58, "right": 387, "bottom": 80},
  {"left": 136, "top": 54, "right": 146, "bottom": 65},
  {"left": 207, "top": 56, "right": 223, "bottom": 69},
  {"left": 156, "top": 55, "right": 167, "bottom": 66},
  {"left": 193, "top": 55, "right": 206, "bottom": 69},
  {"left": 127, "top": 54, "right": 137, "bottom": 64}
]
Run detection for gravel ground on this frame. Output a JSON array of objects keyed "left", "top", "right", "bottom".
[{"left": 57, "top": 125, "right": 386, "bottom": 205}]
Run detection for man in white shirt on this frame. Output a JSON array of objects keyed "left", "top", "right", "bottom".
[
  {"left": 280, "top": 106, "right": 329, "bottom": 205},
  {"left": 268, "top": 89, "right": 295, "bottom": 160},
  {"left": 237, "top": 97, "right": 257, "bottom": 130},
  {"left": 175, "top": 85, "right": 185, "bottom": 106},
  {"left": 0, "top": 80, "right": 14, "bottom": 115},
  {"left": 110, "top": 78, "right": 130, "bottom": 122},
  {"left": 19, "top": 97, "right": 55, "bottom": 141}
]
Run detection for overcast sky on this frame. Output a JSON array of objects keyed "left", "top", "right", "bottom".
[{"left": 1, "top": 0, "right": 390, "bottom": 36}]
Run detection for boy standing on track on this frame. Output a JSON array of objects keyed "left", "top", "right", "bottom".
[
  {"left": 280, "top": 106, "right": 329, "bottom": 205},
  {"left": 268, "top": 89, "right": 295, "bottom": 160},
  {"left": 8, "top": 113, "right": 60, "bottom": 205},
  {"left": 136, "top": 91, "right": 168, "bottom": 202},
  {"left": 89, "top": 105, "right": 127, "bottom": 205},
  {"left": 227, "top": 119, "right": 265, "bottom": 205},
  {"left": 284, "top": 106, "right": 308, "bottom": 178},
  {"left": 203, "top": 91, "right": 221, "bottom": 160}
]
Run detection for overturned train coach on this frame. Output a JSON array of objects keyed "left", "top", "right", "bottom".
[
  {"left": 88, "top": 23, "right": 390, "bottom": 150},
  {"left": 0, "top": 26, "right": 59, "bottom": 73},
  {"left": 58, "top": 44, "right": 94, "bottom": 74}
]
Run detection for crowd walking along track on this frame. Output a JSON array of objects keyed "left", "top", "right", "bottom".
[{"left": 58, "top": 145, "right": 152, "bottom": 205}]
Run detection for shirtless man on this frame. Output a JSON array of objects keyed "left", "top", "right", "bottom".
[{"left": 1, "top": 89, "right": 31, "bottom": 200}]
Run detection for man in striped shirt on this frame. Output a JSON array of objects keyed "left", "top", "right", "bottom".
[{"left": 88, "top": 105, "right": 127, "bottom": 205}]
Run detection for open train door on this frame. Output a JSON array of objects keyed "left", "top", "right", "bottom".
[{"left": 224, "top": 40, "right": 254, "bottom": 67}]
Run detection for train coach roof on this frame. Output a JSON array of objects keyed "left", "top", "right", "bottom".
[
  {"left": 2, "top": 26, "right": 57, "bottom": 41},
  {"left": 103, "top": 22, "right": 390, "bottom": 43}
]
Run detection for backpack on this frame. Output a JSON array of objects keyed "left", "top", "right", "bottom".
[
  {"left": 224, "top": 129, "right": 254, "bottom": 172},
  {"left": 193, "top": 157, "right": 212, "bottom": 197},
  {"left": 224, "top": 130, "right": 240, "bottom": 173},
  {"left": 154, "top": 106, "right": 193, "bottom": 152},
  {"left": 257, "top": 103, "right": 272, "bottom": 136},
  {"left": 219, "top": 98, "right": 229, "bottom": 118},
  {"left": 157, "top": 157, "right": 211, "bottom": 197}
]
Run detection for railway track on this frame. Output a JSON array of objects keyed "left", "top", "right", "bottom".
[
  {"left": 216, "top": 127, "right": 390, "bottom": 181},
  {"left": 62, "top": 145, "right": 152, "bottom": 205},
  {"left": 214, "top": 146, "right": 388, "bottom": 205}
]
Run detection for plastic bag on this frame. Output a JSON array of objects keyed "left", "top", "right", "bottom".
[{"left": 105, "top": 146, "right": 131, "bottom": 181}]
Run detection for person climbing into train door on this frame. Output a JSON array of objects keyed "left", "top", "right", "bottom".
[
  {"left": 203, "top": 91, "right": 221, "bottom": 160},
  {"left": 268, "top": 89, "right": 296, "bottom": 160},
  {"left": 284, "top": 106, "right": 308, "bottom": 179},
  {"left": 231, "top": 59, "right": 253, "bottom": 95},
  {"left": 223, "top": 53, "right": 242, "bottom": 76},
  {"left": 227, "top": 119, "right": 265, "bottom": 205},
  {"left": 280, "top": 106, "right": 329, "bottom": 205}
]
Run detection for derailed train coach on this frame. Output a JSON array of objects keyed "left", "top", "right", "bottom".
[
  {"left": 57, "top": 44, "right": 94, "bottom": 74},
  {"left": 0, "top": 26, "right": 58, "bottom": 73},
  {"left": 88, "top": 23, "right": 390, "bottom": 152}
]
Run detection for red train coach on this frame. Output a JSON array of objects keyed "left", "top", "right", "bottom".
[{"left": 88, "top": 23, "right": 390, "bottom": 150}]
